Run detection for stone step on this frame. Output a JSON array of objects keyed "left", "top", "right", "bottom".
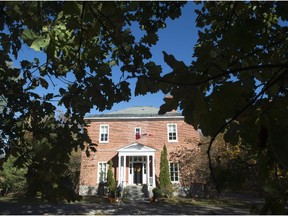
[{"left": 123, "top": 185, "right": 149, "bottom": 201}]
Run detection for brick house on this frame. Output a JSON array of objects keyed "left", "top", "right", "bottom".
[{"left": 79, "top": 106, "right": 200, "bottom": 196}]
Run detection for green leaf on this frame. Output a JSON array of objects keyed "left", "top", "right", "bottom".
[
  {"left": 30, "top": 36, "right": 50, "bottom": 52},
  {"left": 63, "top": 1, "right": 82, "bottom": 16},
  {"left": 109, "top": 60, "right": 117, "bottom": 67},
  {"left": 141, "top": 32, "right": 159, "bottom": 46},
  {"left": 21, "top": 29, "right": 38, "bottom": 43},
  {"left": 163, "top": 51, "right": 186, "bottom": 71},
  {"left": 39, "top": 78, "right": 49, "bottom": 89},
  {"left": 45, "top": 93, "right": 54, "bottom": 100},
  {"left": 59, "top": 88, "right": 66, "bottom": 95},
  {"left": 135, "top": 76, "right": 158, "bottom": 96},
  {"left": 146, "top": 61, "right": 162, "bottom": 77}
]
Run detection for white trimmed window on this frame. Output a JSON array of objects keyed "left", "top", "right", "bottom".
[
  {"left": 169, "top": 162, "right": 180, "bottom": 182},
  {"left": 135, "top": 127, "right": 141, "bottom": 139},
  {"left": 98, "top": 162, "right": 108, "bottom": 183},
  {"left": 99, "top": 124, "right": 109, "bottom": 143},
  {"left": 167, "top": 123, "right": 178, "bottom": 142}
]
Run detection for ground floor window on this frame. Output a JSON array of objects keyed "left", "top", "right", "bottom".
[
  {"left": 98, "top": 162, "right": 107, "bottom": 183},
  {"left": 169, "top": 162, "right": 179, "bottom": 182}
]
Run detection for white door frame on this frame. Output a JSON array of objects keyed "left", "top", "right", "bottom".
[
  {"left": 128, "top": 156, "right": 147, "bottom": 185},
  {"left": 117, "top": 143, "right": 156, "bottom": 187}
]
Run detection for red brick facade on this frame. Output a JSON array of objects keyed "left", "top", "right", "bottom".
[{"left": 79, "top": 108, "right": 200, "bottom": 195}]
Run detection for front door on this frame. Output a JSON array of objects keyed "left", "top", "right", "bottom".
[{"left": 133, "top": 163, "right": 142, "bottom": 185}]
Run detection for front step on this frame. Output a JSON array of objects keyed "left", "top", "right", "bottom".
[{"left": 123, "top": 185, "right": 149, "bottom": 202}]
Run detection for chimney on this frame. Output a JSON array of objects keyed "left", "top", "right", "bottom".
[
  {"left": 164, "top": 95, "right": 173, "bottom": 100},
  {"left": 164, "top": 95, "right": 176, "bottom": 112}
]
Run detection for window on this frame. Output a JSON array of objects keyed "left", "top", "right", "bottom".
[
  {"left": 167, "top": 123, "right": 178, "bottom": 142},
  {"left": 98, "top": 162, "right": 107, "bottom": 183},
  {"left": 135, "top": 127, "right": 141, "bottom": 139},
  {"left": 99, "top": 124, "right": 109, "bottom": 143},
  {"left": 170, "top": 162, "right": 179, "bottom": 182}
]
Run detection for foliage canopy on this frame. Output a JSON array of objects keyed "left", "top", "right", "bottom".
[
  {"left": 1, "top": 1, "right": 288, "bottom": 203},
  {"left": 158, "top": 1, "right": 288, "bottom": 170},
  {"left": 0, "top": 1, "right": 185, "bottom": 201},
  {"left": 0, "top": 156, "right": 27, "bottom": 194}
]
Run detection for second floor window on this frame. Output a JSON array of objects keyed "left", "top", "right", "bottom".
[
  {"left": 100, "top": 124, "right": 109, "bottom": 143},
  {"left": 135, "top": 127, "right": 141, "bottom": 139},
  {"left": 167, "top": 123, "right": 177, "bottom": 142}
]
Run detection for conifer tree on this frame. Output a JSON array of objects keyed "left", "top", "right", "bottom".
[
  {"left": 107, "top": 160, "right": 116, "bottom": 196},
  {"left": 159, "top": 144, "right": 173, "bottom": 197}
]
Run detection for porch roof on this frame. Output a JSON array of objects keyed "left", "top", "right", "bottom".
[{"left": 117, "top": 143, "right": 156, "bottom": 155}]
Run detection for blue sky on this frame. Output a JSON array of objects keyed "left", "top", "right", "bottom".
[
  {"left": 93, "top": 2, "right": 199, "bottom": 114},
  {"left": 15, "top": 2, "right": 199, "bottom": 115}
]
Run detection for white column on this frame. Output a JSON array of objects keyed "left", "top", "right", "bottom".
[
  {"left": 152, "top": 154, "right": 156, "bottom": 187},
  {"left": 146, "top": 155, "right": 150, "bottom": 186},
  {"left": 121, "top": 156, "right": 124, "bottom": 185},
  {"left": 123, "top": 155, "right": 127, "bottom": 186},
  {"left": 118, "top": 153, "right": 121, "bottom": 185}
]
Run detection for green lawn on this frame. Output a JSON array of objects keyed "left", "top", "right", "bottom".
[
  {"left": 157, "top": 196, "right": 249, "bottom": 209},
  {"left": 0, "top": 192, "right": 251, "bottom": 210}
]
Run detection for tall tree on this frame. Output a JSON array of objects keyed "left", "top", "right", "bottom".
[
  {"left": 0, "top": 155, "right": 27, "bottom": 195},
  {"left": 159, "top": 144, "right": 173, "bottom": 197},
  {"left": 0, "top": 1, "right": 185, "bottom": 201},
  {"left": 157, "top": 1, "right": 288, "bottom": 183},
  {"left": 155, "top": 2, "right": 288, "bottom": 212},
  {"left": 2, "top": 1, "right": 288, "bottom": 206}
]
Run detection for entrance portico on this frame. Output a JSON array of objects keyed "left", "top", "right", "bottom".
[{"left": 117, "top": 143, "right": 156, "bottom": 188}]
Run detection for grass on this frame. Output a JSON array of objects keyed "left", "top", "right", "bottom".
[
  {"left": 0, "top": 193, "right": 115, "bottom": 205},
  {"left": 158, "top": 196, "right": 249, "bottom": 209},
  {"left": 0, "top": 192, "right": 250, "bottom": 211},
  {"left": 0, "top": 192, "right": 45, "bottom": 204}
]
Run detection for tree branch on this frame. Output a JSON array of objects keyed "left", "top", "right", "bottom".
[
  {"left": 142, "top": 62, "right": 288, "bottom": 87},
  {"left": 87, "top": 2, "right": 134, "bottom": 64},
  {"left": 229, "top": 29, "right": 288, "bottom": 66},
  {"left": 76, "top": 2, "right": 86, "bottom": 61},
  {"left": 206, "top": 68, "right": 287, "bottom": 194}
]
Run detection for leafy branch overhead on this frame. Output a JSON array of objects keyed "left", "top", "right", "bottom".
[
  {"left": 0, "top": 1, "right": 185, "bottom": 201},
  {"left": 158, "top": 2, "right": 288, "bottom": 171},
  {"left": 1, "top": 1, "right": 288, "bottom": 204}
]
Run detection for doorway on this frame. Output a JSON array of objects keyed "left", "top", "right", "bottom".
[{"left": 133, "top": 163, "right": 142, "bottom": 185}]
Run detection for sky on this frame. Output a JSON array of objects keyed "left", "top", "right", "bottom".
[
  {"left": 15, "top": 2, "right": 200, "bottom": 115},
  {"left": 90, "top": 2, "right": 199, "bottom": 115}
]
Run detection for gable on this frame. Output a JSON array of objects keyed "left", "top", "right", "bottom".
[{"left": 117, "top": 142, "right": 156, "bottom": 153}]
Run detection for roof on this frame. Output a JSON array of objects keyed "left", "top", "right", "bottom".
[
  {"left": 85, "top": 106, "right": 183, "bottom": 119},
  {"left": 109, "top": 106, "right": 159, "bottom": 115}
]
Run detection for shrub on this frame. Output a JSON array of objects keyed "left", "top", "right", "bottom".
[
  {"left": 0, "top": 156, "right": 27, "bottom": 195},
  {"left": 106, "top": 160, "right": 116, "bottom": 197}
]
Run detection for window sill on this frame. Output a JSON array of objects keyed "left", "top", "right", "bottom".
[{"left": 168, "top": 140, "right": 178, "bottom": 143}]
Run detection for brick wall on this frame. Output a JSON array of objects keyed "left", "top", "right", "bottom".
[{"left": 79, "top": 117, "right": 200, "bottom": 191}]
